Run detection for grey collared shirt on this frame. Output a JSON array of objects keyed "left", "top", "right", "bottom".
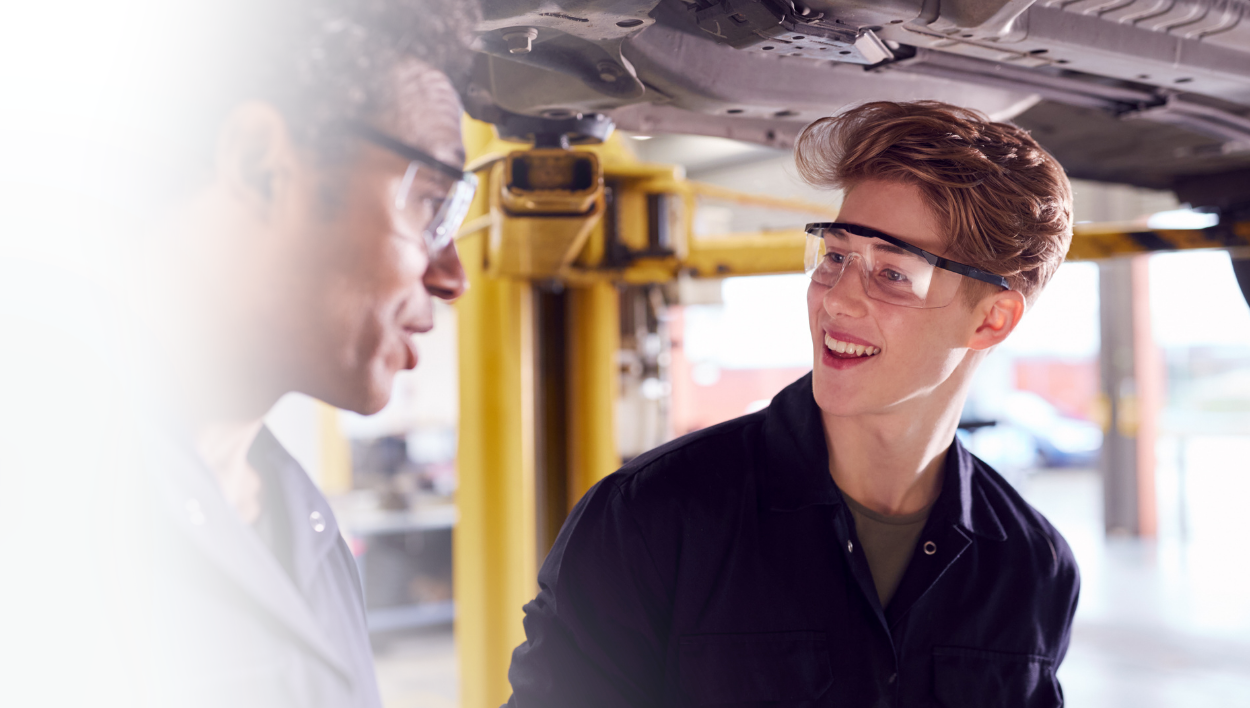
[{"left": 145, "top": 424, "right": 382, "bottom": 708}]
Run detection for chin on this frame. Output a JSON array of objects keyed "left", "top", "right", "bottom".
[
  {"left": 316, "top": 388, "right": 388, "bottom": 416},
  {"left": 343, "top": 343, "right": 406, "bottom": 414},
  {"left": 811, "top": 366, "right": 843, "bottom": 411},
  {"left": 812, "top": 383, "right": 857, "bottom": 418},
  {"left": 811, "top": 363, "right": 872, "bottom": 418},
  {"left": 352, "top": 391, "right": 391, "bottom": 416},
  {"left": 355, "top": 371, "right": 397, "bottom": 415},
  {"left": 315, "top": 365, "right": 395, "bottom": 416}
]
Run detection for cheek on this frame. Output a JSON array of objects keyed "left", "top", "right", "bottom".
[
  {"left": 886, "top": 311, "right": 967, "bottom": 375},
  {"left": 337, "top": 201, "right": 429, "bottom": 302},
  {"left": 391, "top": 238, "right": 430, "bottom": 286},
  {"left": 353, "top": 239, "right": 428, "bottom": 343},
  {"left": 310, "top": 235, "right": 427, "bottom": 360},
  {"left": 806, "top": 284, "right": 826, "bottom": 336}
]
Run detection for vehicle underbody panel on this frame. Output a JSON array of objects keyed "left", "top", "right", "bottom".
[{"left": 464, "top": 0, "right": 1250, "bottom": 203}]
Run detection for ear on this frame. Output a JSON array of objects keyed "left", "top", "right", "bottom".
[
  {"left": 214, "top": 102, "right": 295, "bottom": 217},
  {"left": 968, "top": 289, "right": 1026, "bottom": 351}
]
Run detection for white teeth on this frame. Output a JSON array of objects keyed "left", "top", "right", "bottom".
[{"left": 824, "top": 334, "right": 880, "bottom": 357}]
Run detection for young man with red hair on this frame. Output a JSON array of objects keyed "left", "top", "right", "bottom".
[{"left": 506, "top": 101, "right": 1080, "bottom": 707}]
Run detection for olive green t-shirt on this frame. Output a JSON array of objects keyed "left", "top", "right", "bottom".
[{"left": 843, "top": 494, "right": 934, "bottom": 609}]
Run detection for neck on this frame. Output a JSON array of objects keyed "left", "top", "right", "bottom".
[
  {"left": 823, "top": 381, "right": 970, "bottom": 517},
  {"left": 194, "top": 417, "right": 267, "bottom": 524},
  {"left": 142, "top": 197, "right": 294, "bottom": 523},
  {"left": 172, "top": 328, "right": 282, "bottom": 524},
  {"left": 143, "top": 208, "right": 291, "bottom": 427}
]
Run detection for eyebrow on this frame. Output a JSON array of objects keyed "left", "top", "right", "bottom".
[
  {"left": 870, "top": 241, "right": 915, "bottom": 257},
  {"left": 349, "top": 121, "right": 466, "bottom": 180},
  {"left": 828, "top": 228, "right": 924, "bottom": 259}
]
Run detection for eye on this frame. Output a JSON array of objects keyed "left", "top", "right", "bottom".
[
  {"left": 879, "top": 268, "right": 909, "bottom": 283},
  {"left": 827, "top": 252, "right": 846, "bottom": 264},
  {"left": 412, "top": 192, "right": 445, "bottom": 213}
]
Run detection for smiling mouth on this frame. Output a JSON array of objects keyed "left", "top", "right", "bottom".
[{"left": 824, "top": 333, "right": 881, "bottom": 358}]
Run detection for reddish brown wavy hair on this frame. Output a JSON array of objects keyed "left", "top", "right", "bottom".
[{"left": 795, "top": 101, "right": 1072, "bottom": 306}]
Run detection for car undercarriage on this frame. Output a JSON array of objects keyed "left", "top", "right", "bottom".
[{"left": 464, "top": 0, "right": 1250, "bottom": 202}]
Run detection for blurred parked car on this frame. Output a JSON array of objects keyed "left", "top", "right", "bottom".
[{"left": 960, "top": 391, "right": 1103, "bottom": 483}]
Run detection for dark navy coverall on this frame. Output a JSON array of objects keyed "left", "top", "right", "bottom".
[{"left": 507, "top": 374, "right": 1080, "bottom": 707}]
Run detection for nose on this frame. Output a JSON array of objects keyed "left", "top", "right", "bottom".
[
  {"left": 822, "top": 252, "right": 870, "bottom": 317},
  {"left": 423, "top": 240, "right": 469, "bottom": 301}
]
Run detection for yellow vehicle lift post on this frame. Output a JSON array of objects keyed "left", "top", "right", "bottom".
[{"left": 453, "top": 118, "right": 539, "bottom": 708}]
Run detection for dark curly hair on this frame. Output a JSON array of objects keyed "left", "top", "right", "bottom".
[
  {"left": 265, "top": 0, "right": 480, "bottom": 152},
  {"left": 144, "top": 0, "right": 480, "bottom": 189},
  {"left": 795, "top": 101, "right": 1073, "bottom": 306}
]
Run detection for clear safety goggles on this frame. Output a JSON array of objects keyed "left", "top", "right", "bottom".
[
  {"left": 351, "top": 122, "right": 478, "bottom": 256},
  {"left": 804, "top": 222, "right": 1008, "bottom": 309}
]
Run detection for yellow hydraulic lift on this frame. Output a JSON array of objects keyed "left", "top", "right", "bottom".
[{"left": 450, "top": 114, "right": 1250, "bottom": 708}]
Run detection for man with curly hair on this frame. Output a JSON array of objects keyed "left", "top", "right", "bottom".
[
  {"left": 505, "top": 101, "right": 1080, "bottom": 707},
  {"left": 117, "top": 1, "right": 478, "bottom": 706}
]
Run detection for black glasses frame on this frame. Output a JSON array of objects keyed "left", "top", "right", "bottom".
[
  {"left": 349, "top": 121, "right": 467, "bottom": 182},
  {"left": 804, "top": 222, "right": 1010, "bottom": 290}
]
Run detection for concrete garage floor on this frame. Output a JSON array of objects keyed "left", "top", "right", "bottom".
[
  {"left": 373, "top": 626, "right": 458, "bottom": 708},
  {"left": 374, "top": 459, "right": 1250, "bottom": 707},
  {"left": 1024, "top": 465, "right": 1250, "bottom": 708}
]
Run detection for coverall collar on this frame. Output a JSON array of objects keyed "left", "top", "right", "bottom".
[{"left": 759, "top": 373, "right": 1007, "bottom": 542}]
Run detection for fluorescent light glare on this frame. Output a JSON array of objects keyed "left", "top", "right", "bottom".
[{"left": 1146, "top": 208, "right": 1218, "bottom": 230}]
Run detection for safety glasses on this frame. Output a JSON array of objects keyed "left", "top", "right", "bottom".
[
  {"left": 804, "top": 222, "right": 1008, "bottom": 309},
  {"left": 350, "top": 122, "right": 478, "bottom": 256}
]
